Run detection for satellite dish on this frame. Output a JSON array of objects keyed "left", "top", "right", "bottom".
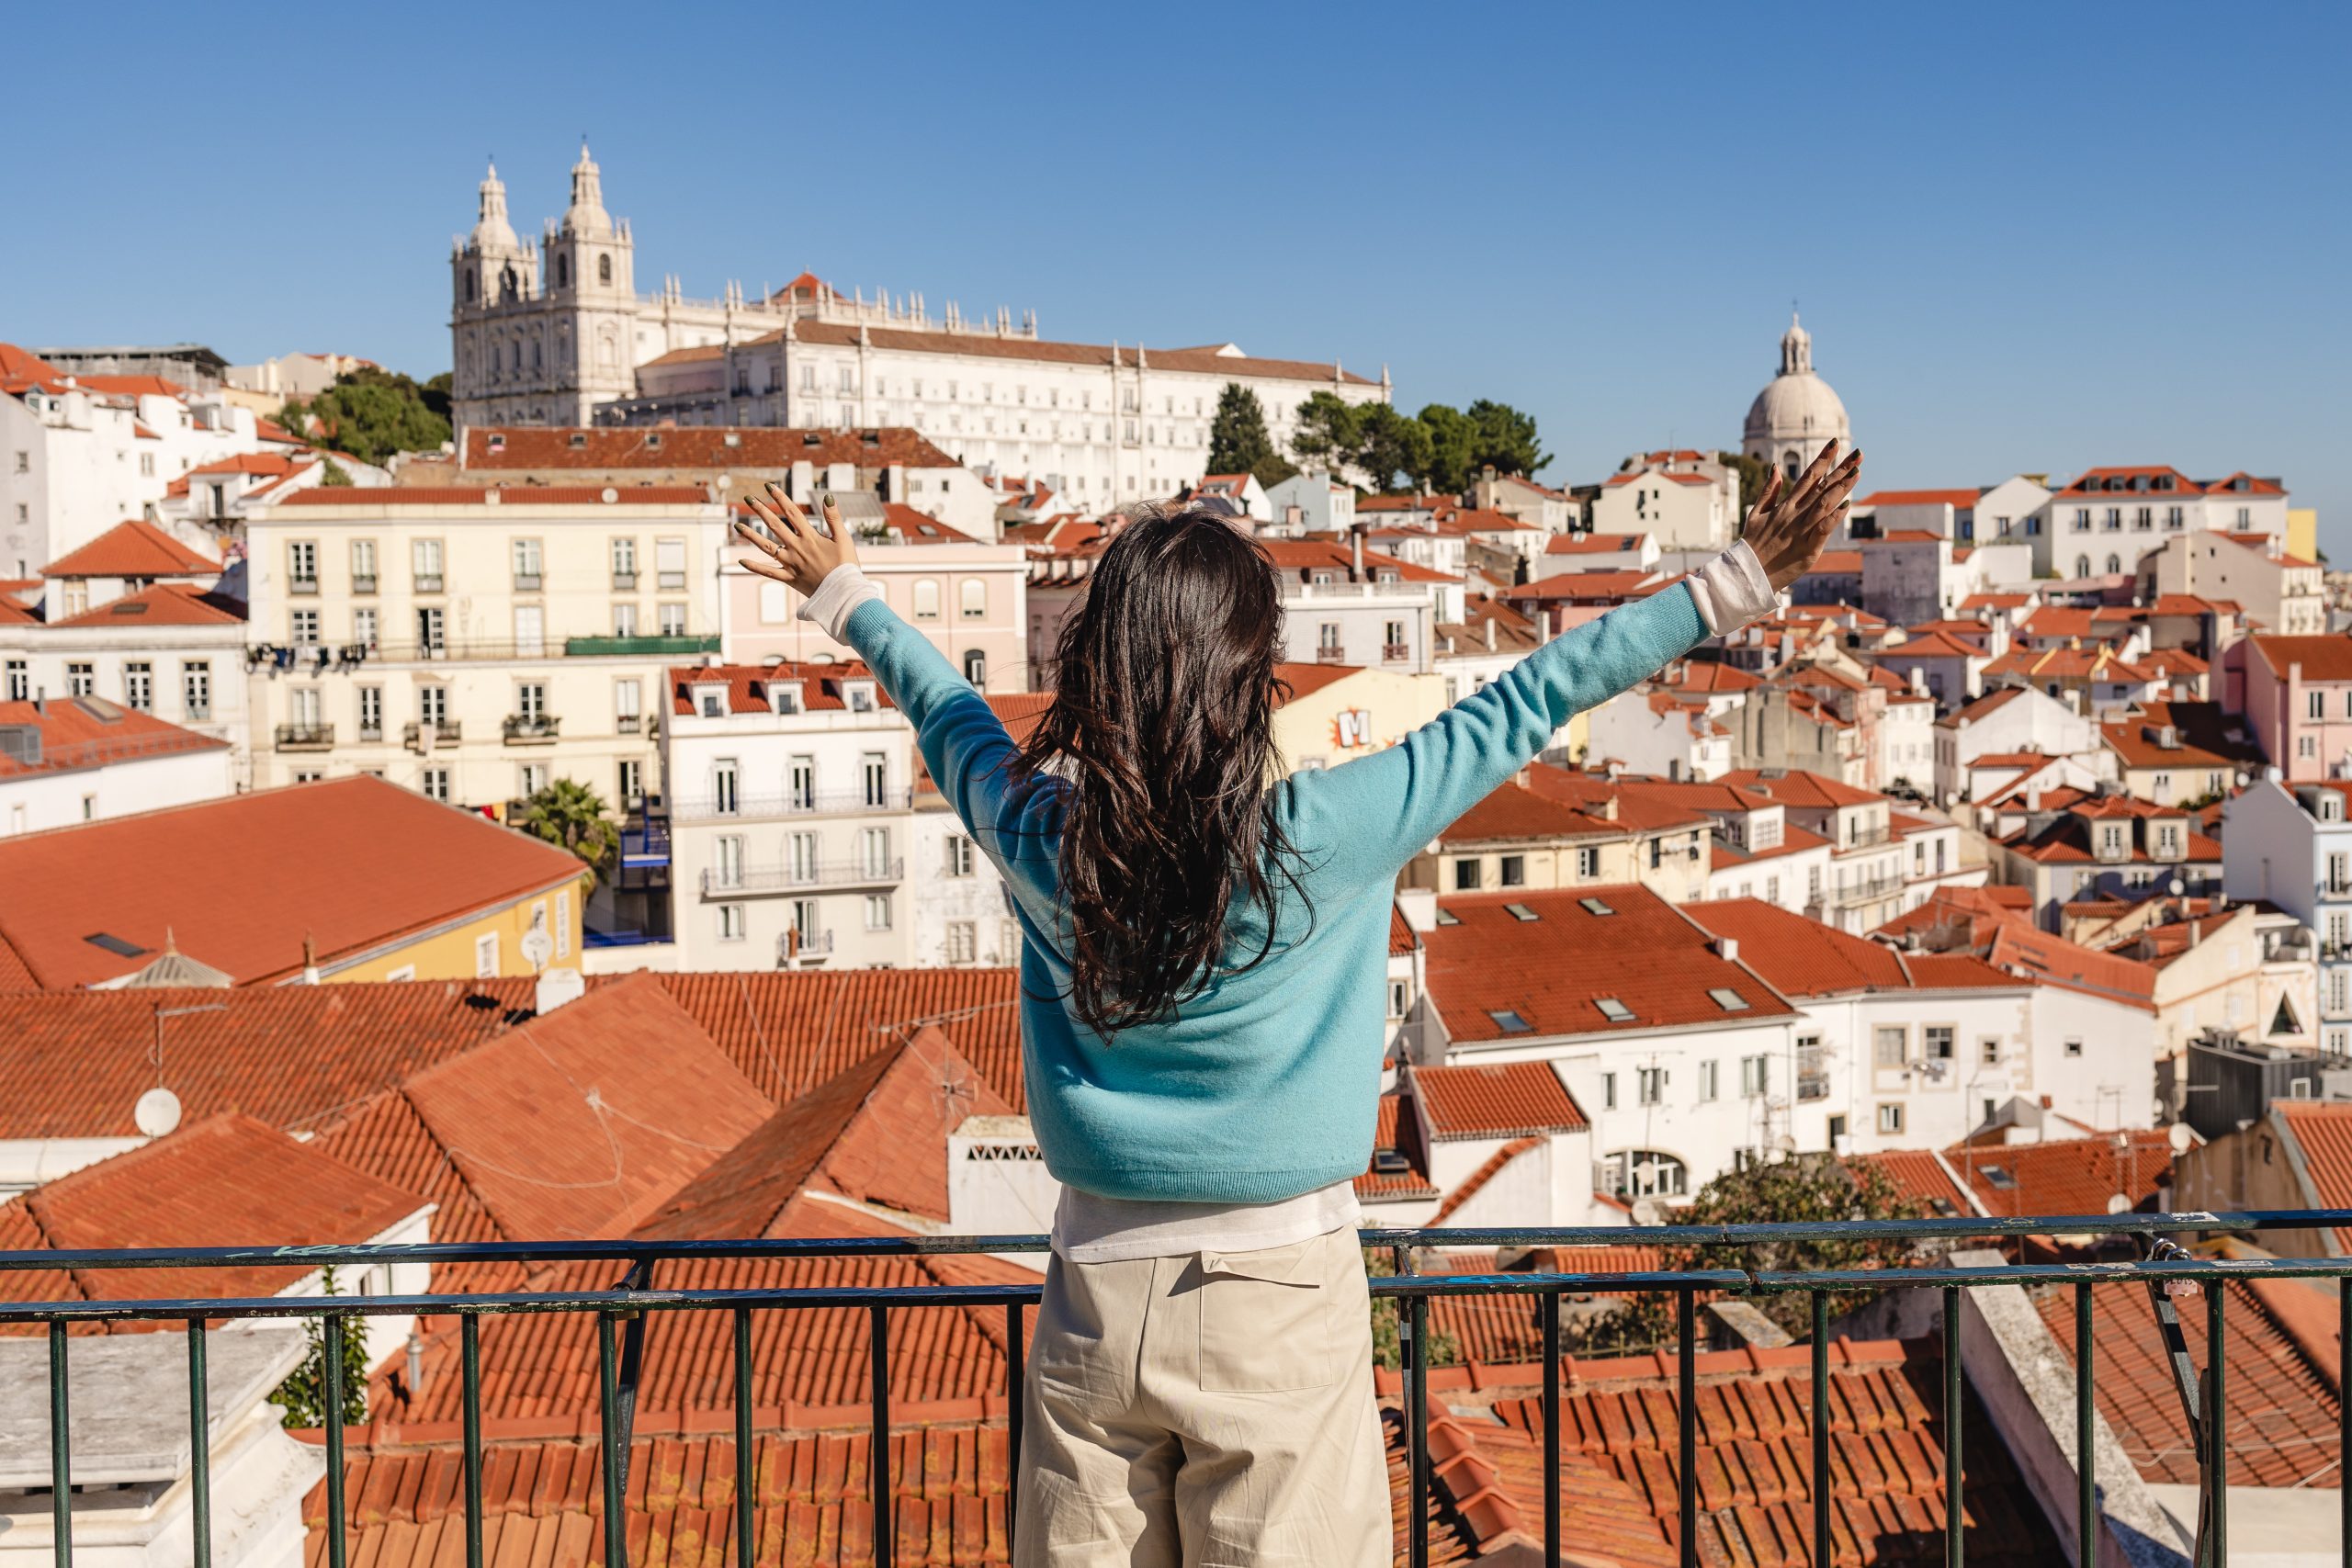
[
  {"left": 2167, "top": 878, "right": 2185, "bottom": 897},
  {"left": 520, "top": 928, "right": 555, "bottom": 969},
  {"left": 2168, "top": 1122, "right": 2195, "bottom": 1153},
  {"left": 2106, "top": 1193, "right": 2132, "bottom": 1215},
  {"left": 1630, "top": 1197, "right": 1666, "bottom": 1227},
  {"left": 134, "top": 1087, "right": 183, "bottom": 1138}
]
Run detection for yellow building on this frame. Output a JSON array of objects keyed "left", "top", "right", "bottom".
[
  {"left": 1272, "top": 662, "right": 1451, "bottom": 773},
  {"left": 2289, "top": 508, "right": 2319, "bottom": 568},
  {"left": 0, "top": 775, "right": 585, "bottom": 989}
]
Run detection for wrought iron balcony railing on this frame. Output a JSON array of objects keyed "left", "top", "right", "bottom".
[{"left": 6, "top": 1212, "right": 2348, "bottom": 1568}]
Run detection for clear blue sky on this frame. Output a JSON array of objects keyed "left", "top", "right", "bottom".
[{"left": 7, "top": 3, "right": 2346, "bottom": 551}]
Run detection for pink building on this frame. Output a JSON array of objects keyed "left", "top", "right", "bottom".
[{"left": 2225, "top": 635, "right": 2352, "bottom": 782}]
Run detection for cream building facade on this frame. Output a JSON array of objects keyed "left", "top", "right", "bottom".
[{"left": 242, "top": 487, "right": 729, "bottom": 810}]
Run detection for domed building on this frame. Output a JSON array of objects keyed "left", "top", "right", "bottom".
[{"left": 1743, "top": 312, "right": 1850, "bottom": 482}]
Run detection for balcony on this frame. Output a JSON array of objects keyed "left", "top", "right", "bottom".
[
  {"left": 612, "top": 570, "right": 638, "bottom": 591},
  {"left": 1383, "top": 641, "right": 1411, "bottom": 663},
  {"left": 3, "top": 1213, "right": 2332, "bottom": 1568},
  {"left": 413, "top": 574, "right": 444, "bottom": 593},
  {"left": 273, "top": 721, "right": 334, "bottom": 750},
  {"left": 401, "top": 719, "right": 462, "bottom": 750},
  {"left": 1315, "top": 646, "right": 1347, "bottom": 663},
  {"left": 673, "top": 786, "right": 915, "bottom": 822},
  {"left": 778, "top": 928, "right": 833, "bottom": 961},
  {"left": 701, "top": 857, "right": 903, "bottom": 896},
  {"left": 288, "top": 576, "right": 319, "bottom": 596},
  {"left": 1826, "top": 876, "right": 1902, "bottom": 908},
  {"left": 514, "top": 572, "right": 543, "bottom": 592},
  {"left": 503, "top": 714, "right": 560, "bottom": 745},
  {"left": 564, "top": 633, "right": 720, "bottom": 659},
  {"left": 351, "top": 573, "right": 377, "bottom": 594},
  {"left": 357, "top": 721, "right": 384, "bottom": 742}
]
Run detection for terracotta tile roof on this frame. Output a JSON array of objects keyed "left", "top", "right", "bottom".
[
  {"left": 1803, "top": 549, "right": 1863, "bottom": 576},
  {"left": 2040, "top": 1276, "right": 2340, "bottom": 1487},
  {"left": 47, "top": 581, "right": 247, "bottom": 627},
  {"left": 1424, "top": 885, "right": 1795, "bottom": 1045},
  {"left": 309, "top": 1426, "right": 1013, "bottom": 1568},
  {"left": 2054, "top": 465, "right": 2200, "bottom": 496},
  {"left": 0, "top": 343, "right": 65, "bottom": 393},
  {"left": 1389, "top": 904, "right": 1418, "bottom": 957},
  {"left": 1504, "top": 569, "right": 1661, "bottom": 602},
  {"left": 1399, "top": 1339, "right": 2060, "bottom": 1567},
  {"left": 633, "top": 1029, "right": 1012, "bottom": 1238},
  {"left": 1662, "top": 660, "right": 1759, "bottom": 694},
  {"left": 0, "top": 777, "right": 585, "bottom": 990},
  {"left": 394, "top": 975, "right": 771, "bottom": 1242},
  {"left": 1545, "top": 532, "right": 1648, "bottom": 557},
  {"left": 1687, "top": 899, "right": 2017, "bottom": 998},
  {"left": 1258, "top": 538, "right": 1459, "bottom": 585},
  {"left": 1714, "top": 767, "right": 1886, "bottom": 809},
  {"left": 2099, "top": 700, "right": 2261, "bottom": 770},
  {"left": 1439, "top": 779, "right": 1619, "bottom": 844},
  {"left": 186, "top": 451, "right": 309, "bottom": 480},
  {"left": 1960, "top": 592, "right": 2031, "bottom": 611},
  {"left": 1521, "top": 766, "right": 1712, "bottom": 833},
  {"left": 1876, "top": 629, "right": 1986, "bottom": 661},
  {"left": 1984, "top": 646, "right": 2160, "bottom": 684},
  {"left": 667, "top": 660, "right": 892, "bottom": 716},
  {"left": 275, "top": 485, "right": 715, "bottom": 507},
  {"left": 1851, "top": 1150, "right": 1976, "bottom": 1217},
  {"left": 1359, "top": 1095, "right": 1439, "bottom": 1202},
  {"left": 876, "top": 502, "right": 979, "bottom": 545},
  {"left": 1271, "top": 660, "right": 1358, "bottom": 700},
  {"left": 2273, "top": 1102, "right": 2352, "bottom": 1251},
  {"left": 1946, "top": 1131, "right": 2177, "bottom": 1220},
  {"left": 755, "top": 319, "right": 1376, "bottom": 385},
  {"left": 1411, "top": 1061, "right": 1587, "bottom": 1138},
  {"left": 0, "top": 698, "right": 228, "bottom": 779},
  {"left": 1983, "top": 927, "right": 2157, "bottom": 1010},
  {"left": 2249, "top": 635, "right": 2352, "bottom": 683},
  {"left": 0, "top": 1111, "right": 425, "bottom": 1320},
  {"left": 1858, "top": 488, "right": 1982, "bottom": 509},
  {"left": 465, "top": 426, "right": 964, "bottom": 472},
  {"left": 40, "top": 518, "right": 218, "bottom": 579}
]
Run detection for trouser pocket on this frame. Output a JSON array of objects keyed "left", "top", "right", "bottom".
[{"left": 1195, "top": 1233, "right": 1338, "bottom": 1393}]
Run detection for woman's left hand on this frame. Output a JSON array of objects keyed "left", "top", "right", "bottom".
[{"left": 737, "top": 483, "right": 858, "bottom": 595}]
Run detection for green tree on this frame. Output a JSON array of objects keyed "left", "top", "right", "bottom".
[
  {"left": 1574, "top": 1155, "right": 1929, "bottom": 1352},
  {"left": 1366, "top": 1250, "right": 1462, "bottom": 1371},
  {"left": 515, "top": 778, "right": 619, "bottom": 888},
  {"left": 1718, "top": 449, "right": 1771, "bottom": 520},
  {"left": 421, "top": 371, "right": 454, "bottom": 423},
  {"left": 320, "top": 458, "right": 354, "bottom": 487},
  {"left": 1352, "top": 403, "right": 1435, "bottom": 494},
  {"left": 1464, "top": 400, "right": 1549, "bottom": 478},
  {"left": 280, "top": 367, "right": 452, "bottom": 466},
  {"left": 1288, "top": 390, "right": 1363, "bottom": 477},
  {"left": 1414, "top": 403, "right": 1478, "bottom": 495},
  {"left": 1204, "top": 383, "right": 1294, "bottom": 490},
  {"left": 270, "top": 1264, "right": 370, "bottom": 1429}
]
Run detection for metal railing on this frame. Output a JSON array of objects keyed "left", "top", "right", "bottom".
[
  {"left": 501, "top": 714, "right": 560, "bottom": 743},
  {"left": 273, "top": 721, "right": 334, "bottom": 750},
  {"left": 7, "top": 1213, "right": 2347, "bottom": 1568},
  {"left": 401, "top": 719, "right": 462, "bottom": 748},
  {"left": 673, "top": 786, "right": 914, "bottom": 822},
  {"left": 701, "top": 857, "right": 902, "bottom": 896}
]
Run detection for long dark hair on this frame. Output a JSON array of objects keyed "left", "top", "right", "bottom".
[{"left": 1012, "top": 506, "right": 1308, "bottom": 1034}]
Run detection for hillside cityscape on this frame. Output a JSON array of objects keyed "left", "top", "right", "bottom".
[{"left": 6, "top": 141, "right": 2351, "bottom": 1568}]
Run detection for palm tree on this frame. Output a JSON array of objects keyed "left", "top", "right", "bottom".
[{"left": 515, "top": 778, "right": 620, "bottom": 886}]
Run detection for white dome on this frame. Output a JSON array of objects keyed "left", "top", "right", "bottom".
[{"left": 1745, "top": 371, "right": 1849, "bottom": 446}]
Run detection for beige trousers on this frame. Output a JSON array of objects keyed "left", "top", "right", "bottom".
[{"left": 1015, "top": 1225, "right": 1390, "bottom": 1567}]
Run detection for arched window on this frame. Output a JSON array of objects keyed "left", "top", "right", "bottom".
[
  {"left": 1603, "top": 1149, "right": 1688, "bottom": 1198},
  {"left": 1782, "top": 451, "right": 1800, "bottom": 482},
  {"left": 464, "top": 272, "right": 476, "bottom": 302},
  {"left": 598, "top": 254, "right": 613, "bottom": 285},
  {"left": 531, "top": 340, "right": 542, "bottom": 372},
  {"left": 959, "top": 579, "right": 986, "bottom": 620},
  {"left": 962, "top": 649, "right": 987, "bottom": 687},
  {"left": 555, "top": 254, "right": 570, "bottom": 288},
  {"left": 499, "top": 264, "right": 517, "bottom": 302},
  {"left": 911, "top": 580, "right": 941, "bottom": 620},
  {"left": 2105, "top": 553, "right": 2121, "bottom": 575},
  {"left": 2075, "top": 555, "right": 2091, "bottom": 579}
]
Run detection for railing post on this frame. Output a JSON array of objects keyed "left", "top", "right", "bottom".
[
  {"left": 597, "top": 1314, "right": 625, "bottom": 1568},
  {"left": 187, "top": 1320, "right": 210, "bottom": 1568},
  {"left": 1811, "top": 1293, "right": 1830, "bottom": 1567},
  {"left": 870, "top": 1303, "right": 893, "bottom": 1568},
  {"left": 2340, "top": 1279, "right": 2349, "bottom": 1568},
  {"left": 733, "top": 1307, "right": 754, "bottom": 1568},
  {"left": 2075, "top": 1282, "right": 2095, "bottom": 1568},
  {"left": 1541, "top": 1291, "right": 1560, "bottom": 1568},
  {"left": 462, "top": 1314, "right": 483, "bottom": 1568},
  {"left": 1677, "top": 1291, "right": 1696, "bottom": 1568},
  {"left": 1397, "top": 1245, "right": 1428, "bottom": 1568},
  {"left": 323, "top": 1315, "right": 347, "bottom": 1568},
  {"left": 1006, "top": 1301, "right": 1024, "bottom": 1554},
  {"left": 2207, "top": 1285, "right": 2227, "bottom": 1567},
  {"left": 612, "top": 1259, "right": 653, "bottom": 1524},
  {"left": 50, "top": 1320, "right": 71, "bottom": 1568},
  {"left": 1943, "top": 1286, "right": 1962, "bottom": 1568}
]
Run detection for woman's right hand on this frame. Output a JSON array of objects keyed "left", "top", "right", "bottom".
[{"left": 1744, "top": 439, "right": 1863, "bottom": 591}]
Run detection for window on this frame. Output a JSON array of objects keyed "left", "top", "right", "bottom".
[
  {"left": 712, "top": 835, "right": 744, "bottom": 889},
  {"left": 859, "top": 826, "right": 892, "bottom": 878},
  {"left": 358, "top": 685, "right": 382, "bottom": 739},
  {"left": 181, "top": 661, "right": 210, "bottom": 719},
  {"left": 597, "top": 254, "right": 612, "bottom": 285},
  {"left": 1877, "top": 1103, "right": 1905, "bottom": 1134},
  {"left": 291, "top": 608, "right": 321, "bottom": 643},
  {"left": 1596, "top": 998, "right": 1634, "bottom": 1022},
  {"left": 65, "top": 661, "right": 95, "bottom": 697},
  {"left": 1637, "top": 1067, "right": 1668, "bottom": 1107},
  {"left": 659, "top": 603, "right": 687, "bottom": 637},
  {"left": 960, "top": 579, "right": 987, "bottom": 620},
  {"left": 417, "top": 605, "right": 446, "bottom": 656},
  {"left": 1601, "top": 1072, "right": 1617, "bottom": 1110},
  {"left": 786, "top": 754, "right": 816, "bottom": 811},
  {"left": 413, "top": 538, "right": 444, "bottom": 591},
  {"left": 3, "top": 660, "right": 24, "bottom": 701},
  {"left": 1873, "top": 1025, "right": 1907, "bottom": 1067},
  {"left": 288, "top": 540, "right": 318, "bottom": 592},
  {"left": 513, "top": 537, "right": 544, "bottom": 589},
  {"left": 1740, "top": 1055, "right": 1768, "bottom": 1097},
  {"left": 422, "top": 767, "right": 450, "bottom": 803},
  {"left": 419, "top": 686, "right": 448, "bottom": 727},
  {"left": 718, "top": 904, "right": 745, "bottom": 942},
  {"left": 1981, "top": 1036, "right": 2001, "bottom": 1066},
  {"left": 655, "top": 537, "right": 687, "bottom": 591},
  {"left": 473, "top": 932, "right": 498, "bottom": 976},
  {"left": 514, "top": 604, "right": 545, "bottom": 658},
  {"left": 2312, "top": 692, "right": 2327, "bottom": 721},
  {"left": 517, "top": 762, "right": 547, "bottom": 795},
  {"left": 1576, "top": 846, "right": 1600, "bottom": 878},
  {"left": 612, "top": 537, "right": 638, "bottom": 585},
  {"left": 864, "top": 893, "right": 892, "bottom": 931},
  {"left": 712, "top": 759, "right": 740, "bottom": 815},
  {"left": 788, "top": 831, "right": 819, "bottom": 885},
  {"left": 1925, "top": 1025, "right": 1955, "bottom": 1060},
  {"left": 1697, "top": 1061, "right": 1719, "bottom": 1101},
  {"left": 946, "top": 921, "right": 977, "bottom": 964},
  {"left": 122, "top": 661, "right": 153, "bottom": 712},
  {"left": 617, "top": 758, "right": 642, "bottom": 807},
  {"left": 963, "top": 649, "right": 988, "bottom": 687},
  {"left": 355, "top": 607, "right": 379, "bottom": 649},
  {"left": 1498, "top": 854, "right": 1526, "bottom": 887},
  {"left": 912, "top": 579, "right": 942, "bottom": 620},
  {"left": 1453, "top": 858, "right": 1482, "bottom": 891},
  {"left": 862, "top": 752, "right": 888, "bottom": 807},
  {"left": 944, "top": 835, "right": 976, "bottom": 877},
  {"left": 1709, "top": 987, "right": 1750, "bottom": 1011},
  {"left": 790, "top": 898, "right": 820, "bottom": 949},
  {"left": 615, "top": 678, "right": 641, "bottom": 728}
]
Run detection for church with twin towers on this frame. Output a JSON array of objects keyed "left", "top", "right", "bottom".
[{"left": 447, "top": 146, "right": 1391, "bottom": 500}]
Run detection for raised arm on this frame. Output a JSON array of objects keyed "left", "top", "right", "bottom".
[{"left": 1285, "top": 441, "right": 1860, "bottom": 886}]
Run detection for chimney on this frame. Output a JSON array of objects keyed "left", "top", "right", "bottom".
[
  {"left": 1351, "top": 524, "right": 1365, "bottom": 580},
  {"left": 789, "top": 458, "right": 814, "bottom": 501},
  {"left": 1485, "top": 617, "right": 1498, "bottom": 652},
  {"left": 536, "top": 965, "right": 586, "bottom": 1013},
  {"left": 406, "top": 1332, "right": 426, "bottom": 1396},
  {"left": 1713, "top": 936, "right": 1740, "bottom": 964},
  {"left": 302, "top": 932, "right": 321, "bottom": 986}
]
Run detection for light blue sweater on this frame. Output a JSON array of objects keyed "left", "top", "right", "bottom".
[{"left": 841, "top": 583, "right": 1711, "bottom": 1202}]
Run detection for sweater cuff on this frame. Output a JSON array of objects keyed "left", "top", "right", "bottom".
[
  {"left": 1683, "top": 539, "right": 1779, "bottom": 636},
  {"left": 796, "top": 563, "right": 883, "bottom": 641}
]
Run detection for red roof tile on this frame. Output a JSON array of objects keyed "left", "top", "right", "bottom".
[
  {"left": 466, "top": 426, "right": 964, "bottom": 472},
  {"left": 1440, "top": 780, "right": 1618, "bottom": 844},
  {"left": 1983, "top": 927, "right": 2157, "bottom": 1010},
  {"left": 1687, "top": 899, "right": 2017, "bottom": 998},
  {"left": 1851, "top": 1150, "right": 1976, "bottom": 1217},
  {"left": 2250, "top": 635, "right": 2352, "bottom": 683},
  {"left": 40, "top": 519, "right": 218, "bottom": 579},
  {"left": 0, "top": 698, "right": 228, "bottom": 779},
  {"left": 274, "top": 486, "right": 715, "bottom": 507},
  {"left": 756, "top": 319, "right": 1375, "bottom": 386},
  {"left": 2275, "top": 1102, "right": 2352, "bottom": 1251},
  {"left": 1425, "top": 885, "right": 1796, "bottom": 1044},
  {"left": 1411, "top": 1061, "right": 1587, "bottom": 1138},
  {"left": 48, "top": 581, "right": 246, "bottom": 627},
  {"left": 1714, "top": 768, "right": 1887, "bottom": 809},
  {"left": 1258, "top": 537, "right": 1459, "bottom": 585},
  {"left": 1858, "top": 488, "right": 1981, "bottom": 509},
  {"left": 667, "top": 660, "right": 893, "bottom": 716},
  {"left": 0, "top": 776, "right": 584, "bottom": 989},
  {"left": 1947, "top": 1131, "right": 2177, "bottom": 1220}
]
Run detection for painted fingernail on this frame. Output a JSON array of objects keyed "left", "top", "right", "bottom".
[{"left": 820, "top": 491, "right": 834, "bottom": 508}]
